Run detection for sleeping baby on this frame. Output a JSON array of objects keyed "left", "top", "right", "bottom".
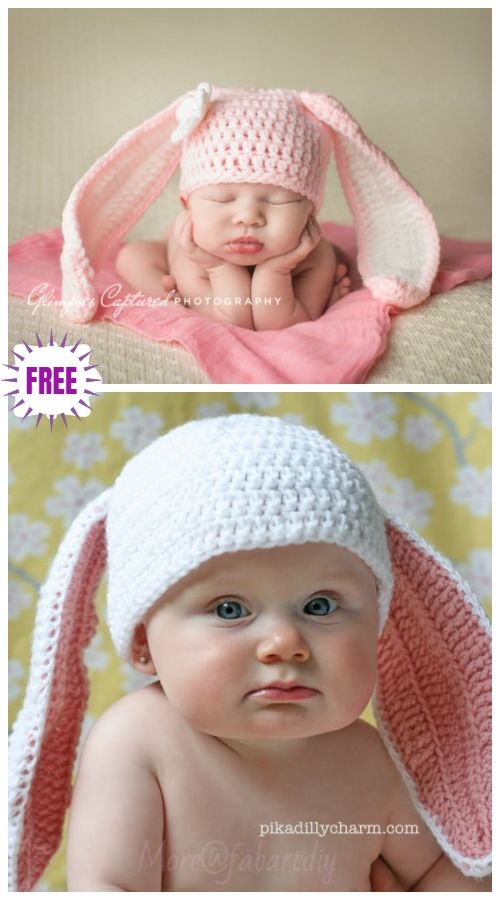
[
  {"left": 61, "top": 85, "right": 441, "bottom": 327},
  {"left": 116, "top": 185, "right": 351, "bottom": 330},
  {"left": 9, "top": 416, "right": 491, "bottom": 891},
  {"left": 115, "top": 84, "right": 351, "bottom": 330}
]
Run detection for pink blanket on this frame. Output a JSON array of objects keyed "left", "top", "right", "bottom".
[{"left": 8, "top": 224, "right": 491, "bottom": 384}]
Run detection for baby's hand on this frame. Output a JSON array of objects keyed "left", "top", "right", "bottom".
[
  {"left": 259, "top": 216, "right": 322, "bottom": 275},
  {"left": 174, "top": 211, "right": 226, "bottom": 272},
  {"left": 162, "top": 274, "right": 177, "bottom": 295}
]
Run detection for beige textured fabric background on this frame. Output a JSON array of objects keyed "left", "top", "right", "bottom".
[{"left": 9, "top": 9, "right": 491, "bottom": 384}]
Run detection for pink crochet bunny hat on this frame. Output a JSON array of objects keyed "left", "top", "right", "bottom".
[
  {"left": 9, "top": 415, "right": 491, "bottom": 891},
  {"left": 60, "top": 83, "right": 440, "bottom": 322}
]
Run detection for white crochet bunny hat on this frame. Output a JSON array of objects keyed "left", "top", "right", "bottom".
[
  {"left": 9, "top": 415, "right": 490, "bottom": 891},
  {"left": 61, "top": 82, "right": 440, "bottom": 322}
]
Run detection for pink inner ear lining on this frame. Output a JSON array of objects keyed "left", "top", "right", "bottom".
[
  {"left": 376, "top": 522, "right": 491, "bottom": 871},
  {"left": 61, "top": 94, "right": 185, "bottom": 323},
  {"left": 298, "top": 89, "right": 440, "bottom": 304},
  {"left": 15, "top": 518, "right": 106, "bottom": 892}
]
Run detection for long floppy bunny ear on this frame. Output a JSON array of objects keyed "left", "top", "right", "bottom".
[
  {"left": 60, "top": 95, "right": 191, "bottom": 322},
  {"left": 8, "top": 490, "right": 112, "bottom": 891},
  {"left": 375, "top": 518, "right": 491, "bottom": 878},
  {"left": 299, "top": 91, "right": 440, "bottom": 309}
]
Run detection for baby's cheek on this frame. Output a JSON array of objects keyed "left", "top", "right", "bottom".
[
  {"left": 270, "top": 210, "right": 308, "bottom": 251},
  {"left": 191, "top": 214, "right": 216, "bottom": 248},
  {"left": 167, "top": 643, "right": 239, "bottom": 730},
  {"left": 333, "top": 632, "right": 378, "bottom": 716}
]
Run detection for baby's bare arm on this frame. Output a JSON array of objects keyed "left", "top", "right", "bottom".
[
  {"left": 251, "top": 234, "right": 336, "bottom": 330},
  {"left": 173, "top": 212, "right": 254, "bottom": 327},
  {"left": 292, "top": 241, "right": 338, "bottom": 317},
  {"left": 67, "top": 696, "right": 164, "bottom": 891},
  {"left": 115, "top": 240, "right": 174, "bottom": 299},
  {"left": 380, "top": 769, "right": 490, "bottom": 891},
  {"left": 412, "top": 854, "right": 491, "bottom": 891}
]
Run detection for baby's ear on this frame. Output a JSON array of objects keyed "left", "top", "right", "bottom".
[{"left": 131, "top": 623, "right": 157, "bottom": 675}]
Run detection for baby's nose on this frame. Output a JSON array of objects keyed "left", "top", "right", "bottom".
[
  {"left": 233, "top": 202, "right": 265, "bottom": 227},
  {"left": 256, "top": 619, "right": 310, "bottom": 663}
]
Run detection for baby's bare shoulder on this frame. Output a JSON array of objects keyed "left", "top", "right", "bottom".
[
  {"left": 331, "top": 717, "right": 388, "bottom": 752},
  {"left": 162, "top": 222, "right": 174, "bottom": 245},
  {"left": 355, "top": 720, "right": 402, "bottom": 776},
  {"left": 317, "top": 235, "right": 337, "bottom": 258},
  {"left": 326, "top": 719, "right": 402, "bottom": 792},
  {"left": 85, "top": 682, "right": 170, "bottom": 759},
  {"left": 68, "top": 683, "right": 167, "bottom": 890},
  {"left": 294, "top": 235, "right": 336, "bottom": 276}
]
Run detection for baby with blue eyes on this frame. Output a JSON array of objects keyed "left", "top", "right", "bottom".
[
  {"left": 116, "top": 182, "right": 351, "bottom": 330},
  {"left": 67, "top": 540, "right": 487, "bottom": 891},
  {"left": 13, "top": 416, "right": 489, "bottom": 891},
  {"left": 68, "top": 542, "right": 418, "bottom": 891}
]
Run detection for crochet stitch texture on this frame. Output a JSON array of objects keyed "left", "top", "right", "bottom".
[
  {"left": 106, "top": 415, "right": 393, "bottom": 659},
  {"left": 179, "top": 87, "right": 330, "bottom": 210}
]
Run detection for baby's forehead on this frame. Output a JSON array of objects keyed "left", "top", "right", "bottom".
[{"left": 165, "top": 542, "right": 376, "bottom": 597}]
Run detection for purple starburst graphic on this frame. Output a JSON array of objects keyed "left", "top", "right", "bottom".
[{"left": 4, "top": 332, "right": 103, "bottom": 430}]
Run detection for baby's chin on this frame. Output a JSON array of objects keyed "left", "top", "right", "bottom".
[{"left": 192, "top": 708, "right": 362, "bottom": 743}]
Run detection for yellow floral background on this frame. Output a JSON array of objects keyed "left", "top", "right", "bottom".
[{"left": 9, "top": 391, "right": 491, "bottom": 890}]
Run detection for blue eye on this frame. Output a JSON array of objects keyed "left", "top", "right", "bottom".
[
  {"left": 303, "top": 595, "right": 338, "bottom": 617},
  {"left": 215, "top": 600, "right": 250, "bottom": 620}
]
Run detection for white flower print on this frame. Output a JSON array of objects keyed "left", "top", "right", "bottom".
[
  {"left": 9, "top": 514, "right": 49, "bottom": 563},
  {"left": 358, "top": 460, "right": 392, "bottom": 494},
  {"left": 45, "top": 475, "right": 104, "bottom": 526},
  {"left": 110, "top": 406, "right": 164, "bottom": 453},
  {"left": 330, "top": 394, "right": 397, "bottom": 444},
  {"left": 231, "top": 392, "right": 279, "bottom": 410},
  {"left": 120, "top": 661, "right": 157, "bottom": 694},
  {"left": 84, "top": 632, "right": 110, "bottom": 671},
  {"left": 450, "top": 465, "right": 491, "bottom": 517},
  {"left": 402, "top": 414, "right": 442, "bottom": 452},
  {"left": 63, "top": 432, "right": 107, "bottom": 470},
  {"left": 279, "top": 412, "right": 305, "bottom": 425},
  {"left": 457, "top": 549, "right": 491, "bottom": 602},
  {"left": 8, "top": 464, "right": 16, "bottom": 486},
  {"left": 8, "top": 581, "right": 34, "bottom": 619},
  {"left": 8, "top": 409, "right": 32, "bottom": 431},
  {"left": 9, "top": 658, "right": 25, "bottom": 701},
  {"left": 196, "top": 401, "right": 228, "bottom": 419},
  {"left": 360, "top": 460, "right": 433, "bottom": 529},
  {"left": 469, "top": 394, "right": 492, "bottom": 429}
]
